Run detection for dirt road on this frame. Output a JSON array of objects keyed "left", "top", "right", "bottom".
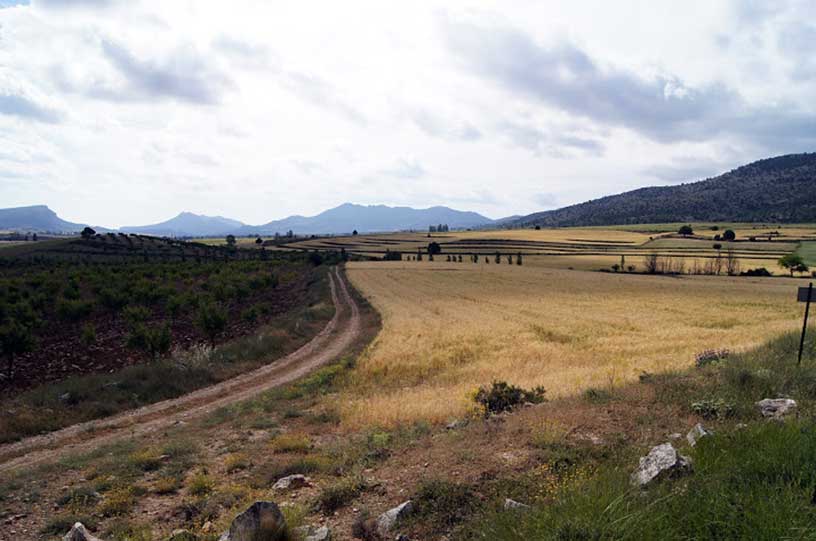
[{"left": 0, "top": 266, "right": 361, "bottom": 475}]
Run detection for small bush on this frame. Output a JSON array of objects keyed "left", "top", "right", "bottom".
[
  {"left": 414, "top": 479, "right": 481, "bottom": 528},
  {"left": 56, "top": 298, "right": 93, "bottom": 322},
  {"left": 691, "top": 398, "right": 735, "bottom": 420},
  {"left": 583, "top": 388, "right": 611, "bottom": 403},
  {"left": 41, "top": 514, "right": 98, "bottom": 536},
  {"left": 271, "top": 434, "right": 311, "bottom": 453},
  {"left": 224, "top": 453, "right": 251, "bottom": 473},
  {"left": 99, "top": 487, "right": 135, "bottom": 516},
  {"left": 187, "top": 471, "right": 214, "bottom": 496},
  {"left": 80, "top": 323, "right": 96, "bottom": 347},
  {"left": 474, "top": 381, "right": 546, "bottom": 416},
  {"left": 153, "top": 476, "right": 182, "bottom": 495},
  {"left": 695, "top": 349, "right": 730, "bottom": 367},
  {"left": 317, "top": 477, "right": 366, "bottom": 514}
]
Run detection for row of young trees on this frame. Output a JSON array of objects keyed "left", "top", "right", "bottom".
[{"left": 0, "top": 258, "right": 291, "bottom": 383}]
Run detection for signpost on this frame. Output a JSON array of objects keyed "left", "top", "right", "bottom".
[{"left": 798, "top": 283, "right": 813, "bottom": 365}]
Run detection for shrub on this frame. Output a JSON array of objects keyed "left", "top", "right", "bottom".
[
  {"left": 56, "top": 298, "right": 93, "bottom": 321},
  {"left": 99, "top": 487, "right": 135, "bottom": 516},
  {"left": 271, "top": 433, "right": 311, "bottom": 454},
  {"left": 224, "top": 453, "right": 251, "bottom": 473},
  {"left": 195, "top": 301, "right": 227, "bottom": 344},
  {"left": 81, "top": 323, "right": 96, "bottom": 347},
  {"left": 691, "top": 398, "right": 735, "bottom": 419},
  {"left": 126, "top": 323, "right": 172, "bottom": 360},
  {"left": 41, "top": 514, "right": 98, "bottom": 536},
  {"left": 695, "top": 349, "right": 730, "bottom": 367},
  {"left": 474, "top": 381, "right": 546, "bottom": 416},
  {"left": 414, "top": 479, "right": 481, "bottom": 528},
  {"left": 740, "top": 267, "right": 772, "bottom": 277},
  {"left": 153, "top": 476, "right": 182, "bottom": 495},
  {"left": 317, "top": 477, "right": 366, "bottom": 514},
  {"left": 187, "top": 471, "right": 214, "bottom": 496},
  {"left": 122, "top": 305, "right": 150, "bottom": 324}
]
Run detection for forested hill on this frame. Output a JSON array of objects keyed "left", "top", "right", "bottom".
[{"left": 514, "top": 153, "right": 816, "bottom": 227}]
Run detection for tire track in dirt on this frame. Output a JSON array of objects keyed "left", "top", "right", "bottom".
[{"left": 0, "top": 267, "right": 361, "bottom": 475}]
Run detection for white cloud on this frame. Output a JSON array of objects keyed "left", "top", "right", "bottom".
[{"left": 0, "top": 0, "right": 814, "bottom": 227}]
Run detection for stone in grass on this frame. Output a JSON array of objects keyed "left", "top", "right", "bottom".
[
  {"left": 295, "top": 525, "right": 331, "bottom": 541},
  {"left": 686, "top": 423, "right": 713, "bottom": 447},
  {"left": 376, "top": 501, "right": 414, "bottom": 536},
  {"left": 503, "top": 498, "right": 531, "bottom": 511},
  {"left": 631, "top": 443, "right": 692, "bottom": 487},
  {"left": 272, "top": 474, "right": 311, "bottom": 491},
  {"left": 218, "top": 501, "right": 286, "bottom": 541},
  {"left": 169, "top": 530, "right": 198, "bottom": 541},
  {"left": 756, "top": 398, "right": 797, "bottom": 419},
  {"left": 63, "top": 523, "right": 104, "bottom": 541}
]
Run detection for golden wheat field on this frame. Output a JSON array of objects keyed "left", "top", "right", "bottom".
[{"left": 340, "top": 260, "right": 806, "bottom": 427}]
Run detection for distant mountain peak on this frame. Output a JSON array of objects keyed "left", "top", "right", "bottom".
[{"left": 512, "top": 152, "right": 816, "bottom": 227}]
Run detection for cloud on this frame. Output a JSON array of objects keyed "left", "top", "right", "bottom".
[
  {"left": 641, "top": 162, "right": 724, "bottom": 183},
  {"left": 34, "top": 0, "right": 118, "bottom": 8},
  {"left": 0, "top": 92, "right": 61, "bottom": 122},
  {"left": 278, "top": 70, "right": 366, "bottom": 125},
  {"left": 441, "top": 17, "right": 816, "bottom": 149},
  {"left": 0, "top": 1, "right": 29, "bottom": 8},
  {"left": 83, "top": 39, "right": 233, "bottom": 104},
  {"left": 495, "top": 119, "right": 603, "bottom": 157},
  {"left": 534, "top": 193, "right": 558, "bottom": 208},
  {"left": 410, "top": 108, "right": 482, "bottom": 141},
  {"left": 213, "top": 35, "right": 271, "bottom": 69},
  {"left": 381, "top": 159, "right": 426, "bottom": 179}
]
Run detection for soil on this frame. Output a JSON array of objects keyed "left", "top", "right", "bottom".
[{"left": 0, "top": 266, "right": 361, "bottom": 475}]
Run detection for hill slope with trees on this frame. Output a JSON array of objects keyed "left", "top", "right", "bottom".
[{"left": 514, "top": 153, "right": 816, "bottom": 227}]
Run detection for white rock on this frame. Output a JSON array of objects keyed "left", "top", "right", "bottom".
[
  {"left": 756, "top": 398, "right": 797, "bottom": 419},
  {"left": 686, "top": 423, "right": 712, "bottom": 447},
  {"left": 503, "top": 498, "right": 531, "bottom": 511},
  {"left": 304, "top": 526, "right": 331, "bottom": 541},
  {"left": 272, "top": 474, "right": 311, "bottom": 491},
  {"left": 376, "top": 501, "right": 414, "bottom": 536},
  {"left": 63, "top": 523, "right": 103, "bottom": 541},
  {"left": 631, "top": 443, "right": 692, "bottom": 487}
]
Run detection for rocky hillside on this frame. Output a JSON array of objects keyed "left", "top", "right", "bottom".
[{"left": 515, "top": 153, "right": 816, "bottom": 227}]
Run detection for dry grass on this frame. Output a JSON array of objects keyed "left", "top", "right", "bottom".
[{"left": 341, "top": 261, "right": 803, "bottom": 427}]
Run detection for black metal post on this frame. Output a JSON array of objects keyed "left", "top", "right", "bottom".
[{"left": 799, "top": 282, "right": 813, "bottom": 366}]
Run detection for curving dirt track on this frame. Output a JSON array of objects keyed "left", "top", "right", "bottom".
[{"left": 0, "top": 266, "right": 360, "bottom": 475}]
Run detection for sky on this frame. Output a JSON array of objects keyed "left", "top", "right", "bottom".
[{"left": 0, "top": 0, "right": 815, "bottom": 228}]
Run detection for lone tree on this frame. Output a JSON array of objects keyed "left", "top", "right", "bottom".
[
  {"left": 0, "top": 320, "right": 35, "bottom": 381},
  {"left": 255, "top": 236, "right": 263, "bottom": 245},
  {"left": 428, "top": 242, "right": 442, "bottom": 255},
  {"left": 226, "top": 234, "right": 237, "bottom": 246},
  {"left": 678, "top": 225, "right": 693, "bottom": 237},
  {"left": 196, "top": 301, "right": 228, "bottom": 345},
  {"left": 517, "top": 252, "right": 523, "bottom": 265},
  {"left": 778, "top": 253, "right": 808, "bottom": 277},
  {"left": 722, "top": 229, "right": 736, "bottom": 241},
  {"left": 81, "top": 226, "right": 96, "bottom": 239},
  {"left": 494, "top": 252, "right": 501, "bottom": 264},
  {"left": 352, "top": 230, "right": 358, "bottom": 236}
]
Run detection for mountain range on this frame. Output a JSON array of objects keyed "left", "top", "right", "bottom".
[
  {"left": 4, "top": 153, "right": 816, "bottom": 236},
  {"left": 0, "top": 204, "right": 497, "bottom": 237},
  {"left": 511, "top": 153, "right": 816, "bottom": 227}
]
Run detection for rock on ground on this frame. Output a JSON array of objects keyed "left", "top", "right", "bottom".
[
  {"left": 272, "top": 474, "right": 311, "bottom": 491},
  {"left": 686, "top": 423, "right": 712, "bottom": 447},
  {"left": 169, "top": 530, "right": 198, "bottom": 541},
  {"left": 304, "top": 526, "right": 331, "bottom": 541},
  {"left": 218, "top": 501, "right": 286, "bottom": 541},
  {"left": 631, "top": 443, "right": 692, "bottom": 487},
  {"left": 63, "top": 523, "right": 103, "bottom": 541},
  {"left": 756, "top": 398, "right": 797, "bottom": 419},
  {"left": 503, "top": 498, "right": 531, "bottom": 511},
  {"left": 376, "top": 501, "right": 414, "bottom": 536}
]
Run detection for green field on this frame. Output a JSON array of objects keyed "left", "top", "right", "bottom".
[{"left": 798, "top": 241, "right": 816, "bottom": 266}]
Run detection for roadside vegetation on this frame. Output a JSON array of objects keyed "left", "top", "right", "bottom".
[{"left": 0, "top": 242, "right": 341, "bottom": 443}]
